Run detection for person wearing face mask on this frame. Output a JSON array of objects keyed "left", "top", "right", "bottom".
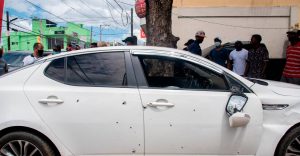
[
  {"left": 228, "top": 41, "right": 248, "bottom": 76},
  {"left": 281, "top": 29, "right": 300, "bottom": 85},
  {"left": 23, "top": 43, "right": 44, "bottom": 66},
  {"left": 208, "top": 37, "right": 230, "bottom": 67}
]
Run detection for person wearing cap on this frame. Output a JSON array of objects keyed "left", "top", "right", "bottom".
[
  {"left": 123, "top": 36, "right": 137, "bottom": 46},
  {"left": 245, "top": 34, "right": 269, "bottom": 79},
  {"left": 183, "top": 39, "right": 194, "bottom": 51},
  {"left": 281, "top": 29, "right": 300, "bottom": 85},
  {"left": 208, "top": 37, "right": 230, "bottom": 67},
  {"left": 188, "top": 30, "right": 205, "bottom": 56}
]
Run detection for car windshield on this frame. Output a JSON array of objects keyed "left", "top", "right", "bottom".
[{"left": 3, "top": 52, "right": 30, "bottom": 67}]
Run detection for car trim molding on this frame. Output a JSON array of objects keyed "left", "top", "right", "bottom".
[{"left": 262, "top": 104, "right": 289, "bottom": 110}]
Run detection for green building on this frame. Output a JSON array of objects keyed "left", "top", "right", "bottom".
[{"left": 2, "top": 18, "right": 91, "bottom": 52}]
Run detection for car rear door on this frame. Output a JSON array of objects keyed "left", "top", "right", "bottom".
[
  {"left": 131, "top": 50, "right": 263, "bottom": 155},
  {"left": 24, "top": 51, "right": 144, "bottom": 155}
]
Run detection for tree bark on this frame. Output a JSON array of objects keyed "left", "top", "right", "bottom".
[{"left": 146, "top": 0, "right": 179, "bottom": 48}]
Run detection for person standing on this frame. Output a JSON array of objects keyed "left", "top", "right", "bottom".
[
  {"left": 228, "top": 41, "right": 248, "bottom": 76},
  {"left": 90, "top": 42, "right": 98, "bottom": 48},
  {"left": 0, "top": 48, "right": 8, "bottom": 76},
  {"left": 66, "top": 43, "right": 73, "bottom": 51},
  {"left": 209, "top": 37, "right": 230, "bottom": 67},
  {"left": 245, "top": 34, "right": 269, "bottom": 78},
  {"left": 122, "top": 36, "right": 136, "bottom": 45},
  {"left": 281, "top": 29, "right": 300, "bottom": 85},
  {"left": 52, "top": 45, "right": 62, "bottom": 55},
  {"left": 23, "top": 43, "right": 44, "bottom": 66},
  {"left": 183, "top": 39, "right": 194, "bottom": 51},
  {"left": 188, "top": 30, "right": 205, "bottom": 56}
]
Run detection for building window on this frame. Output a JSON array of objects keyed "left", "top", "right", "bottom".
[{"left": 47, "top": 38, "right": 64, "bottom": 49}]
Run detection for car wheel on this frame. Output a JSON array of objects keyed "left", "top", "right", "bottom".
[
  {"left": 0, "top": 131, "right": 55, "bottom": 156},
  {"left": 276, "top": 126, "right": 300, "bottom": 156}
]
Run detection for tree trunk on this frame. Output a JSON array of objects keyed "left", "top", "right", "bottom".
[{"left": 146, "top": 0, "right": 179, "bottom": 48}]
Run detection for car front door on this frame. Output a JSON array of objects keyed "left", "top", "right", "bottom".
[
  {"left": 131, "top": 51, "right": 263, "bottom": 155},
  {"left": 24, "top": 51, "right": 144, "bottom": 155}
]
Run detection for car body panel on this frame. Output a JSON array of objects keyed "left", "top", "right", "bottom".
[
  {"left": 140, "top": 89, "right": 263, "bottom": 155},
  {"left": 251, "top": 83, "right": 300, "bottom": 155},
  {"left": 0, "top": 64, "right": 73, "bottom": 155},
  {"left": 129, "top": 50, "right": 263, "bottom": 155},
  {"left": 23, "top": 56, "right": 144, "bottom": 155}
]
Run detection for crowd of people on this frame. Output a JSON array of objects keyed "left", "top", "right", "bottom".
[
  {"left": 0, "top": 30, "right": 299, "bottom": 85},
  {"left": 183, "top": 29, "right": 300, "bottom": 85}
]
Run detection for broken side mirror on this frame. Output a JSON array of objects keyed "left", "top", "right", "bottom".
[
  {"left": 226, "top": 91, "right": 250, "bottom": 127},
  {"left": 226, "top": 94, "right": 248, "bottom": 116}
]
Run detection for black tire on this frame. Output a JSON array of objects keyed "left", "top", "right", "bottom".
[
  {"left": 275, "top": 126, "right": 300, "bottom": 156},
  {"left": 0, "top": 131, "right": 55, "bottom": 156}
]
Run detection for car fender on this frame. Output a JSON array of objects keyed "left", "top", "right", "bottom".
[{"left": 0, "top": 120, "right": 73, "bottom": 156}]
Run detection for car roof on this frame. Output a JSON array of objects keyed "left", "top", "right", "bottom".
[{"left": 40, "top": 46, "right": 193, "bottom": 61}]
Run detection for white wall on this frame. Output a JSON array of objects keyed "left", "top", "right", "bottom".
[{"left": 172, "top": 6, "right": 299, "bottom": 58}]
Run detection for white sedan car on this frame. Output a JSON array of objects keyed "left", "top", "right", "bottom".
[{"left": 0, "top": 46, "right": 299, "bottom": 156}]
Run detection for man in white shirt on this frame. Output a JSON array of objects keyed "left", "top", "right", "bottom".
[
  {"left": 228, "top": 41, "right": 248, "bottom": 76},
  {"left": 23, "top": 43, "right": 44, "bottom": 66}
]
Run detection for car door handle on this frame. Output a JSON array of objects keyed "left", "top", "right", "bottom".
[
  {"left": 147, "top": 102, "right": 175, "bottom": 107},
  {"left": 39, "top": 96, "right": 64, "bottom": 105}
]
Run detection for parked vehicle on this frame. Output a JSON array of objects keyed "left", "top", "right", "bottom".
[
  {"left": 2, "top": 51, "right": 30, "bottom": 71},
  {"left": 202, "top": 41, "right": 285, "bottom": 81},
  {"left": 0, "top": 46, "right": 299, "bottom": 156},
  {"left": 2, "top": 51, "right": 55, "bottom": 72}
]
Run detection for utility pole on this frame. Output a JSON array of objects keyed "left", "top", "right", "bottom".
[
  {"left": 99, "top": 24, "right": 109, "bottom": 42},
  {"left": 6, "top": 11, "right": 18, "bottom": 51},
  {"left": 90, "top": 26, "right": 93, "bottom": 45},
  {"left": 6, "top": 11, "right": 10, "bottom": 51},
  {"left": 131, "top": 8, "right": 133, "bottom": 37},
  {"left": 39, "top": 19, "right": 43, "bottom": 43}
]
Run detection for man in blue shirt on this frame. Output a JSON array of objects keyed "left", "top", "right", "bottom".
[
  {"left": 209, "top": 37, "right": 230, "bottom": 67},
  {"left": 188, "top": 30, "right": 205, "bottom": 56}
]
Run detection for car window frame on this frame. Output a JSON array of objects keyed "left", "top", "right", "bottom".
[
  {"left": 131, "top": 53, "right": 231, "bottom": 92},
  {"left": 44, "top": 51, "right": 137, "bottom": 88}
]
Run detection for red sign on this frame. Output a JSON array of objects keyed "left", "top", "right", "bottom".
[
  {"left": 0, "top": 0, "right": 4, "bottom": 43},
  {"left": 135, "top": 0, "right": 146, "bottom": 18},
  {"left": 140, "top": 28, "right": 146, "bottom": 38}
]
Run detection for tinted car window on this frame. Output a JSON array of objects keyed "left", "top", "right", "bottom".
[
  {"left": 139, "top": 56, "right": 228, "bottom": 90},
  {"left": 66, "top": 52, "right": 127, "bottom": 86},
  {"left": 45, "top": 58, "right": 65, "bottom": 82}
]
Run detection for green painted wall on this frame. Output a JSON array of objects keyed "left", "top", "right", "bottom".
[{"left": 2, "top": 19, "right": 91, "bottom": 52}]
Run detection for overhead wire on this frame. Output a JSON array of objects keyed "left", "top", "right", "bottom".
[
  {"left": 78, "top": 0, "right": 112, "bottom": 19},
  {"left": 24, "top": 0, "right": 91, "bottom": 31},
  {"left": 61, "top": 0, "right": 92, "bottom": 18}
]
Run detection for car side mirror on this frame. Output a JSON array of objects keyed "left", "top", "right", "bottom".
[
  {"left": 226, "top": 93, "right": 250, "bottom": 127},
  {"left": 229, "top": 112, "right": 251, "bottom": 127},
  {"left": 226, "top": 94, "right": 248, "bottom": 116}
]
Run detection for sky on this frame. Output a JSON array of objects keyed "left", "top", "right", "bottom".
[{"left": 2, "top": 0, "right": 145, "bottom": 45}]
